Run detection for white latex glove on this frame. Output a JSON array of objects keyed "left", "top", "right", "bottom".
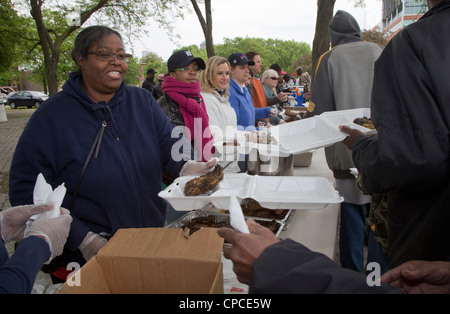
[
  {"left": 78, "top": 231, "right": 108, "bottom": 262},
  {"left": 24, "top": 208, "right": 72, "bottom": 263},
  {"left": 0, "top": 204, "right": 53, "bottom": 242},
  {"left": 179, "top": 158, "right": 218, "bottom": 177}
]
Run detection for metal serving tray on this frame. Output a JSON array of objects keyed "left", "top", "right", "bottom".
[{"left": 166, "top": 210, "right": 285, "bottom": 239}]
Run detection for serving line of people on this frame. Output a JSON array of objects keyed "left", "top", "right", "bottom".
[{"left": 4, "top": 0, "right": 450, "bottom": 294}]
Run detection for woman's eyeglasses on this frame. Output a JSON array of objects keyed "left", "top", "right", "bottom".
[
  {"left": 174, "top": 67, "right": 203, "bottom": 73},
  {"left": 88, "top": 50, "right": 132, "bottom": 63},
  {"left": 270, "top": 77, "right": 279, "bottom": 80}
]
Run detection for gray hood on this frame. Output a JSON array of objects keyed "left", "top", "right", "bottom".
[{"left": 329, "top": 10, "right": 362, "bottom": 47}]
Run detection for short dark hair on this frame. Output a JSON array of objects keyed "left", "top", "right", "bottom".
[
  {"left": 270, "top": 63, "right": 282, "bottom": 73},
  {"left": 245, "top": 51, "right": 259, "bottom": 61},
  {"left": 71, "top": 26, "right": 122, "bottom": 67}
]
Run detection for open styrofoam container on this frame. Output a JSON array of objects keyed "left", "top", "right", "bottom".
[
  {"left": 211, "top": 129, "right": 282, "bottom": 157},
  {"left": 320, "top": 108, "right": 372, "bottom": 133},
  {"left": 271, "top": 116, "right": 347, "bottom": 155},
  {"left": 270, "top": 108, "right": 373, "bottom": 155},
  {"left": 158, "top": 173, "right": 343, "bottom": 211}
]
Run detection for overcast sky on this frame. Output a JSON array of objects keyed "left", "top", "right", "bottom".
[{"left": 130, "top": 0, "right": 383, "bottom": 61}]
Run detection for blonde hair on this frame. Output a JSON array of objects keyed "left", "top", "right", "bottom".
[{"left": 200, "top": 56, "right": 230, "bottom": 96}]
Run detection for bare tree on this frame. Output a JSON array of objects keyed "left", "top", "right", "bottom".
[
  {"left": 27, "top": 0, "right": 184, "bottom": 96},
  {"left": 190, "top": 0, "right": 215, "bottom": 58},
  {"left": 29, "top": 0, "right": 109, "bottom": 96},
  {"left": 311, "top": 0, "right": 336, "bottom": 79}
]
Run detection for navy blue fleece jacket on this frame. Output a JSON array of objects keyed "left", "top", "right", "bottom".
[
  {"left": 9, "top": 72, "right": 189, "bottom": 261},
  {"left": 0, "top": 237, "right": 50, "bottom": 294}
]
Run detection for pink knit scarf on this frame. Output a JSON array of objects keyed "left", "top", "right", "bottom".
[{"left": 162, "top": 76, "right": 213, "bottom": 161}]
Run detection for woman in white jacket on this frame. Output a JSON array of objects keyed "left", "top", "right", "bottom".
[{"left": 200, "top": 56, "right": 241, "bottom": 173}]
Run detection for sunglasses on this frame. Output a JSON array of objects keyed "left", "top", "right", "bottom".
[{"left": 270, "top": 77, "right": 279, "bottom": 80}]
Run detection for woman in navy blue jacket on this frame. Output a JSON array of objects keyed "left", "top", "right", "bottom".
[{"left": 8, "top": 26, "right": 214, "bottom": 281}]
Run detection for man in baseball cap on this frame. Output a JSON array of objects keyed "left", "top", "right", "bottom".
[
  {"left": 227, "top": 53, "right": 256, "bottom": 66},
  {"left": 167, "top": 50, "right": 206, "bottom": 73},
  {"left": 142, "top": 68, "right": 157, "bottom": 92}
]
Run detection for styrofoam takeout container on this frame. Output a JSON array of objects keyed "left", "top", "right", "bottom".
[
  {"left": 320, "top": 108, "right": 372, "bottom": 133},
  {"left": 158, "top": 173, "right": 343, "bottom": 211},
  {"left": 271, "top": 116, "right": 346, "bottom": 155},
  {"left": 270, "top": 108, "right": 373, "bottom": 155}
]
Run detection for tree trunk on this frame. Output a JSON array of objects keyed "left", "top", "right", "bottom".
[
  {"left": 311, "top": 0, "right": 335, "bottom": 80},
  {"left": 29, "top": 0, "right": 108, "bottom": 96},
  {"left": 190, "top": 0, "right": 215, "bottom": 58},
  {"left": 29, "top": 0, "right": 59, "bottom": 96}
]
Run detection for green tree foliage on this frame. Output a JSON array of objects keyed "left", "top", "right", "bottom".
[
  {"left": 16, "top": 0, "right": 188, "bottom": 95},
  {"left": 124, "top": 57, "right": 141, "bottom": 86},
  {"left": 0, "top": 0, "right": 17, "bottom": 73},
  {"left": 180, "top": 37, "right": 311, "bottom": 75},
  {"left": 140, "top": 51, "right": 166, "bottom": 75}
]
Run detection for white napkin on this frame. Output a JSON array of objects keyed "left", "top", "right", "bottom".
[
  {"left": 25, "top": 173, "right": 67, "bottom": 234},
  {"left": 228, "top": 195, "right": 249, "bottom": 234},
  {"left": 349, "top": 168, "right": 359, "bottom": 178}
]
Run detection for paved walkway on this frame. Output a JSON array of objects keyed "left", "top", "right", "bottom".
[
  {"left": 0, "top": 108, "right": 34, "bottom": 210},
  {"left": 0, "top": 108, "right": 55, "bottom": 293}
]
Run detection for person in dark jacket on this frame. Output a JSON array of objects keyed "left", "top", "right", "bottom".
[
  {"left": 8, "top": 26, "right": 215, "bottom": 282},
  {"left": 0, "top": 204, "right": 72, "bottom": 293},
  {"left": 218, "top": 220, "right": 402, "bottom": 294},
  {"left": 158, "top": 50, "right": 214, "bottom": 172},
  {"left": 218, "top": 219, "right": 450, "bottom": 294},
  {"left": 340, "top": 0, "right": 450, "bottom": 268},
  {"left": 151, "top": 73, "right": 165, "bottom": 101},
  {"left": 157, "top": 50, "right": 214, "bottom": 223},
  {"left": 307, "top": 10, "right": 386, "bottom": 273},
  {"left": 142, "top": 68, "right": 157, "bottom": 92}
]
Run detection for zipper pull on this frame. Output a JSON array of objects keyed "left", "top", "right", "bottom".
[{"left": 94, "top": 120, "right": 107, "bottom": 158}]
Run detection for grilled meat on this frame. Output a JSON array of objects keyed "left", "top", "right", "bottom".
[
  {"left": 353, "top": 117, "right": 375, "bottom": 130},
  {"left": 184, "top": 164, "right": 224, "bottom": 196}
]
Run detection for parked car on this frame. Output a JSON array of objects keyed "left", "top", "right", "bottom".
[{"left": 7, "top": 91, "right": 49, "bottom": 109}]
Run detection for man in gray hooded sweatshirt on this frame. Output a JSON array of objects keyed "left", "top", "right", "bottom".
[{"left": 306, "top": 10, "right": 386, "bottom": 273}]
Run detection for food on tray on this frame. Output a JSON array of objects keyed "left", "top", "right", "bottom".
[
  {"left": 221, "top": 198, "right": 289, "bottom": 220},
  {"left": 353, "top": 117, "right": 375, "bottom": 130},
  {"left": 284, "top": 108, "right": 301, "bottom": 116},
  {"left": 245, "top": 132, "right": 277, "bottom": 144},
  {"left": 181, "top": 214, "right": 280, "bottom": 236},
  {"left": 222, "top": 139, "right": 239, "bottom": 146},
  {"left": 184, "top": 164, "right": 224, "bottom": 196}
]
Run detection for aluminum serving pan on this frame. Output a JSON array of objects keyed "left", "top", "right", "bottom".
[
  {"left": 209, "top": 199, "right": 293, "bottom": 224},
  {"left": 165, "top": 210, "right": 285, "bottom": 239}
]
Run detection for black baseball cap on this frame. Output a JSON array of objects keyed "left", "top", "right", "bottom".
[
  {"left": 167, "top": 50, "right": 206, "bottom": 73},
  {"left": 147, "top": 68, "right": 156, "bottom": 74},
  {"left": 228, "top": 53, "right": 255, "bottom": 66}
]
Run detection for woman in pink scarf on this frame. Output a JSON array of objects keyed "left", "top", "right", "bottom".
[{"left": 158, "top": 50, "right": 214, "bottom": 169}]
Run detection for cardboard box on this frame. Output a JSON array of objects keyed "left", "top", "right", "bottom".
[{"left": 57, "top": 227, "right": 224, "bottom": 294}]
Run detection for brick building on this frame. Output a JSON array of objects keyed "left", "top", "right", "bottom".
[{"left": 373, "top": 0, "right": 428, "bottom": 41}]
